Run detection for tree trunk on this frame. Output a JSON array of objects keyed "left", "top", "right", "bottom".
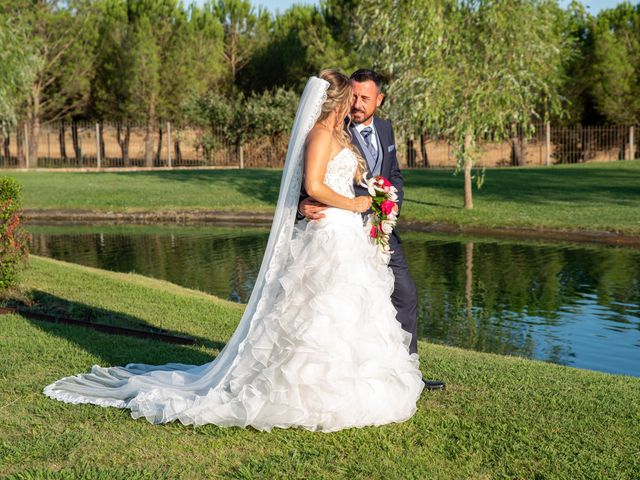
[
  {"left": 144, "top": 117, "right": 155, "bottom": 167},
  {"left": 230, "top": 30, "right": 238, "bottom": 81},
  {"left": 420, "top": 131, "right": 429, "bottom": 168},
  {"left": 618, "top": 129, "right": 626, "bottom": 161},
  {"left": 464, "top": 132, "right": 473, "bottom": 210},
  {"left": 156, "top": 125, "right": 163, "bottom": 165},
  {"left": 116, "top": 123, "right": 131, "bottom": 166},
  {"left": 519, "top": 136, "right": 528, "bottom": 166},
  {"left": 59, "top": 123, "right": 67, "bottom": 160},
  {"left": 16, "top": 124, "right": 25, "bottom": 168},
  {"left": 406, "top": 136, "right": 416, "bottom": 168},
  {"left": 71, "top": 121, "right": 82, "bottom": 162},
  {"left": 174, "top": 139, "right": 182, "bottom": 164},
  {"left": 26, "top": 86, "right": 42, "bottom": 168},
  {"left": 28, "top": 113, "right": 40, "bottom": 168},
  {"left": 99, "top": 121, "right": 106, "bottom": 162},
  {"left": 510, "top": 124, "right": 526, "bottom": 166},
  {"left": 2, "top": 131, "right": 10, "bottom": 163}
]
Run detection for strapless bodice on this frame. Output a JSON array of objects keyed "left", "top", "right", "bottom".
[{"left": 323, "top": 148, "right": 357, "bottom": 198}]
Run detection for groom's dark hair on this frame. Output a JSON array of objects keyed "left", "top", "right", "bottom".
[{"left": 350, "top": 69, "right": 383, "bottom": 91}]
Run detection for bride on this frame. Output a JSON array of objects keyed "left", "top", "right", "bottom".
[{"left": 43, "top": 70, "right": 424, "bottom": 432}]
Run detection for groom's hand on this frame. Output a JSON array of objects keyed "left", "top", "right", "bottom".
[{"left": 299, "top": 197, "right": 328, "bottom": 221}]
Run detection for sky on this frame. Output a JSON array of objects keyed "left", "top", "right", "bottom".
[
  {"left": 558, "top": 0, "right": 632, "bottom": 13},
  {"left": 191, "top": 0, "right": 631, "bottom": 15}
]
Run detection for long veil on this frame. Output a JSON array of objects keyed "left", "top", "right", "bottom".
[{"left": 43, "top": 76, "right": 330, "bottom": 421}]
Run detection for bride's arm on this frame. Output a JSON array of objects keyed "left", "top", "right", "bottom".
[{"left": 304, "top": 129, "right": 371, "bottom": 213}]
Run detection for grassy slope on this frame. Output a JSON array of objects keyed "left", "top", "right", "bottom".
[
  {"left": 6, "top": 160, "right": 640, "bottom": 234},
  {"left": 1, "top": 256, "right": 639, "bottom": 479}
]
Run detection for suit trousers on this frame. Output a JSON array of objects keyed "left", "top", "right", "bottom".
[{"left": 388, "top": 235, "right": 419, "bottom": 355}]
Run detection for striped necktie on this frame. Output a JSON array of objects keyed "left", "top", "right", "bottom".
[{"left": 360, "top": 127, "right": 377, "bottom": 159}]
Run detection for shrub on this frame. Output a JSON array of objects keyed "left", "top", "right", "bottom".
[
  {"left": 240, "top": 87, "right": 299, "bottom": 143},
  {"left": 0, "top": 177, "right": 30, "bottom": 290}
]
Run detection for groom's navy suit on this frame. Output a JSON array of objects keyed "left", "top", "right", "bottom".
[
  {"left": 349, "top": 117, "right": 419, "bottom": 355},
  {"left": 299, "top": 117, "right": 419, "bottom": 354}
]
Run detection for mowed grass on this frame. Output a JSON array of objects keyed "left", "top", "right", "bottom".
[
  {"left": 6, "top": 159, "right": 640, "bottom": 234},
  {"left": 1, "top": 256, "right": 639, "bottom": 479}
]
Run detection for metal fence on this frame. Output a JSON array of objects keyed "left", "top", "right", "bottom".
[
  {"left": 401, "top": 123, "right": 639, "bottom": 168},
  {"left": 0, "top": 121, "right": 637, "bottom": 170}
]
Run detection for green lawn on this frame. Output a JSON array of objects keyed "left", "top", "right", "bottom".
[
  {"left": 5, "top": 160, "right": 640, "bottom": 234},
  {"left": 1, "top": 256, "right": 639, "bottom": 479}
]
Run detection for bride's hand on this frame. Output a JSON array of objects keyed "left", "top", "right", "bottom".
[{"left": 351, "top": 195, "right": 372, "bottom": 213}]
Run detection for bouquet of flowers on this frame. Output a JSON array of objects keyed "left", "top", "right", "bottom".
[{"left": 361, "top": 174, "right": 399, "bottom": 256}]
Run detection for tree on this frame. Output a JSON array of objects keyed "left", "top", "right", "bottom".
[
  {"left": 0, "top": 17, "right": 37, "bottom": 131},
  {"left": 358, "top": 0, "right": 569, "bottom": 209},
  {"left": 89, "top": 0, "right": 224, "bottom": 165},
  {"left": 241, "top": 4, "right": 356, "bottom": 93},
  {"left": 322, "top": 0, "right": 363, "bottom": 50},
  {"left": 169, "top": 3, "right": 225, "bottom": 123},
  {"left": 127, "top": 14, "right": 161, "bottom": 166},
  {"left": 89, "top": 0, "right": 133, "bottom": 163},
  {"left": 211, "top": 0, "right": 270, "bottom": 89},
  {"left": 589, "top": 2, "right": 640, "bottom": 124},
  {"left": 556, "top": 1, "right": 600, "bottom": 125},
  {"left": 0, "top": 0, "right": 97, "bottom": 167}
]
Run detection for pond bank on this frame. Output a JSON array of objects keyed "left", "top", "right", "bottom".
[{"left": 23, "top": 208, "right": 640, "bottom": 247}]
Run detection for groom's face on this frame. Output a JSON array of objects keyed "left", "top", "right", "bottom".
[{"left": 350, "top": 80, "right": 384, "bottom": 125}]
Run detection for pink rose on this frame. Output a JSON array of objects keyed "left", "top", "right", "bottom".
[
  {"left": 380, "top": 200, "right": 394, "bottom": 215},
  {"left": 376, "top": 176, "right": 392, "bottom": 187},
  {"left": 370, "top": 225, "right": 378, "bottom": 238}
]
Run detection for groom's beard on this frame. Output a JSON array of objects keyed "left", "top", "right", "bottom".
[{"left": 351, "top": 109, "right": 374, "bottom": 125}]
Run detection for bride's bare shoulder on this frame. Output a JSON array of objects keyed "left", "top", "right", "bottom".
[{"left": 306, "top": 124, "right": 332, "bottom": 147}]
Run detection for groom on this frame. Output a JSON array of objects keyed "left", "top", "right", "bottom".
[{"left": 299, "top": 69, "right": 445, "bottom": 390}]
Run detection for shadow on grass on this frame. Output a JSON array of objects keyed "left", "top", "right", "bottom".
[
  {"left": 123, "top": 169, "right": 283, "bottom": 206},
  {"left": 405, "top": 166, "right": 640, "bottom": 205},
  {"left": 29, "top": 316, "right": 217, "bottom": 369},
  {"left": 109, "top": 163, "right": 640, "bottom": 210},
  {"left": 403, "top": 197, "right": 463, "bottom": 209},
  {"left": 19, "top": 291, "right": 225, "bottom": 366}
]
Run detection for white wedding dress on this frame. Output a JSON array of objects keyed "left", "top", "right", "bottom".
[{"left": 43, "top": 77, "right": 424, "bottom": 432}]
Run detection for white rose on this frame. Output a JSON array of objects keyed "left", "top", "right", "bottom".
[{"left": 381, "top": 220, "right": 393, "bottom": 234}]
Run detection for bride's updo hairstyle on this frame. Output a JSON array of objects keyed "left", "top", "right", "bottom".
[{"left": 317, "top": 69, "right": 366, "bottom": 183}]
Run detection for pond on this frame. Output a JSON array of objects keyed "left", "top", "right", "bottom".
[{"left": 28, "top": 223, "right": 640, "bottom": 377}]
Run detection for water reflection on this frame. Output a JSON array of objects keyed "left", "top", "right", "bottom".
[
  {"left": 29, "top": 225, "right": 269, "bottom": 304},
  {"left": 28, "top": 224, "right": 640, "bottom": 376}
]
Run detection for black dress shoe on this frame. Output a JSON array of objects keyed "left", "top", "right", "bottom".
[{"left": 423, "top": 379, "right": 446, "bottom": 390}]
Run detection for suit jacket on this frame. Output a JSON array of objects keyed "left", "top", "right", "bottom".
[
  {"left": 349, "top": 117, "right": 404, "bottom": 214},
  {"left": 298, "top": 116, "right": 405, "bottom": 243}
]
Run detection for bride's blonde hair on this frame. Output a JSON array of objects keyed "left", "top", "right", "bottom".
[{"left": 317, "top": 69, "right": 366, "bottom": 183}]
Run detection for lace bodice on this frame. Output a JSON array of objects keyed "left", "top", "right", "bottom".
[{"left": 323, "top": 148, "right": 357, "bottom": 198}]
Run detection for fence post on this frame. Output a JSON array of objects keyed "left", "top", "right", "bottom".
[
  {"left": 23, "top": 123, "right": 30, "bottom": 169},
  {"left": 95, "top": 123, "right": 101, "bottom": 169},
  {"left": 630, "top": 126, "right": 635, "bottom": 160},
  {"left": 167, "top": 122, "right": 172, "bottom": 168},
  {"left": 238, "top": 143, "right": 244, "bottom": 169},
  {"left": 545, "top": 121, "right": 551, "bottom": 166}
]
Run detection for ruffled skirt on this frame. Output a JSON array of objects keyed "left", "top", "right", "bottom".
[{"left": 44, "top": 208, "right": 424, "bottom": 431}]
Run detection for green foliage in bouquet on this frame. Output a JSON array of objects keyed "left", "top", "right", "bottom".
[{"left": 0, "top": 177, "right": 30, "bottom": 291}]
